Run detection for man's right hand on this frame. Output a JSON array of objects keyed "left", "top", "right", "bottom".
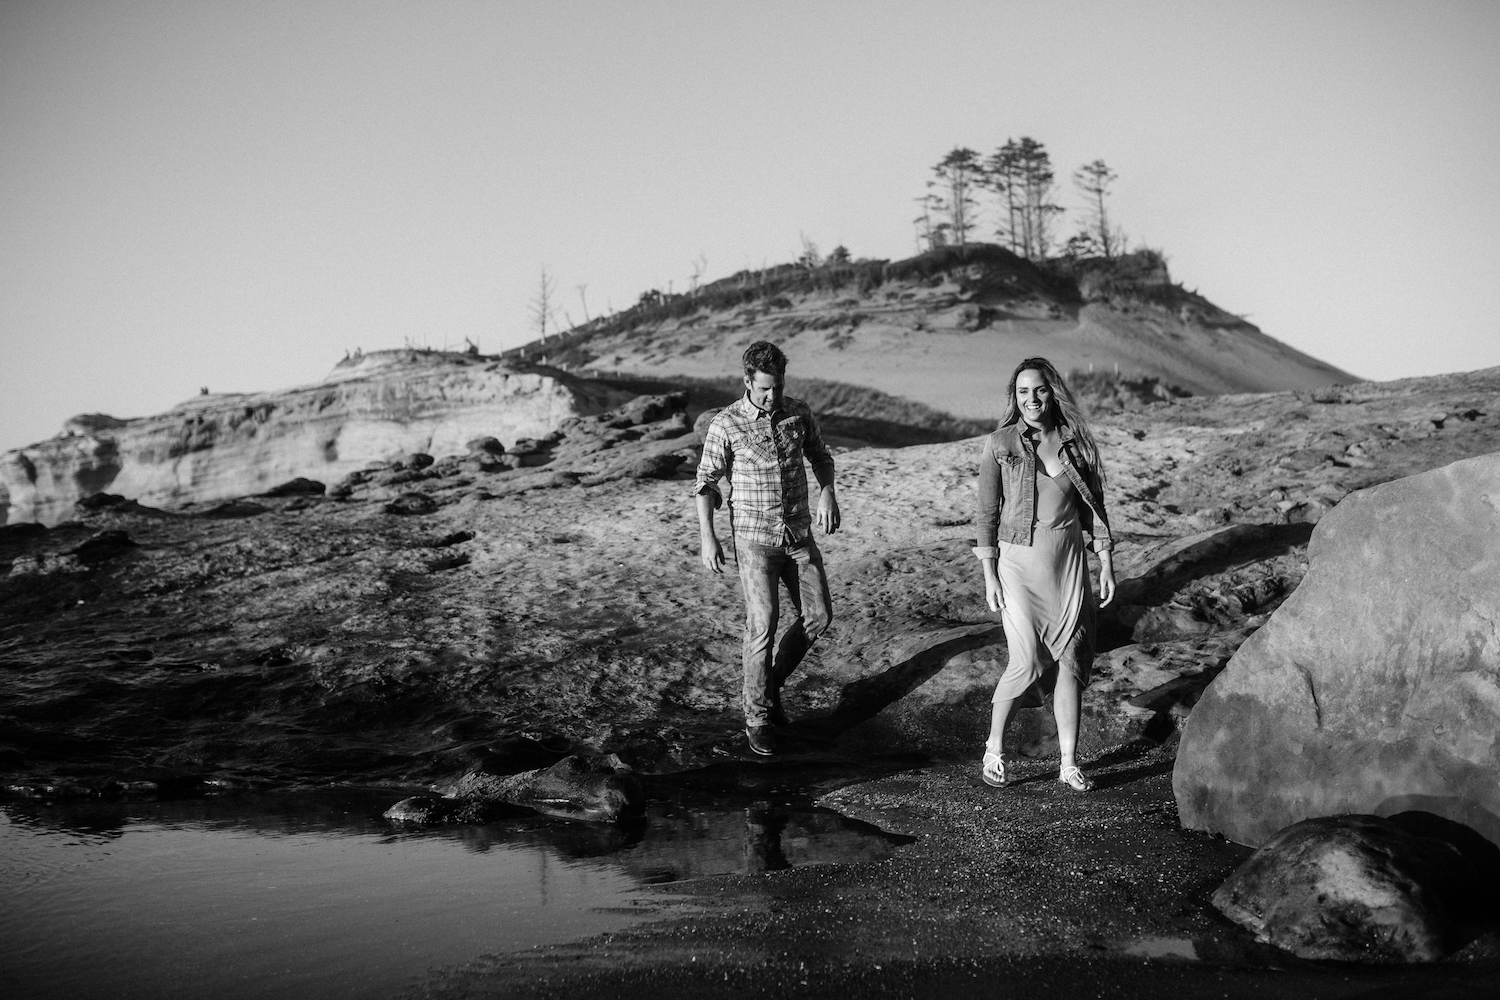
[{"left": 701, "top": 534, "right": 725, "bottom": 574}]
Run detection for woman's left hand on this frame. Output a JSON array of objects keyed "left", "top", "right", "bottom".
[{"left": 1098, "top": 564, "right": 1116, "bottom": 608}]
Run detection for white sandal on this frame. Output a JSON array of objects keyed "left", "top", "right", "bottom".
[
  {"left": 1058, "top": 765, "right": 1094, "bottom": 791},
  {"left": 981, "top": 748, "right": 1008, "bottom": 787}
]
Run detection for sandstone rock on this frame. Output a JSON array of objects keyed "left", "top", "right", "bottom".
[
  {"left": 613, "top": 391, "right": 688, "bottom": 428},
  {"left": 262, "top": 477, "right": 325, "bottom": 497},
  {"left": 1175, "top": 453, "right": 1500, "bottom": 848},
  {"left": 693, "top": 407, "right": 722, "bottom": 442},
  {"left": 431, "top": 530, "right": 475, "bottom": 548},
  {"left": 508, "top": 438, "right": 547, "bottom": 456},
  {"left": 393, "top": 452, "right": 435, "bottom": 471},
  {"left": 1212, "top": 813, "right": 1497, "bottom": 962},
  {"left": 376, "top": 467, "right": 437, "bottom": 487},
  {"left": 476, "top": 469, "right": 582, "bottom": 499},
  {"left": 514, "top": 451, "right": 553, "bottom": 468},
  {"left": 465, "top": 436, "right": 505, "bottom": 457},
  {"left": 1130, "top": 605, "right": 1216, "bottom": 642},
  {"left": 426, "top": 552, "right": 469, "bottom": 572},
  {"left": 383, "top": 492, "right": 438, "bottom": 516},
  {"left": 625, "top": 453, "right": 686, "bottom": 480},
  {"left": 203, "top": 500, "right": 268, "bottom": 519},
  {"left": 63, "top": 413, "right": 129, "bottom": 435},
  {"left": 331, "top": 469, "right": 373, "bottom": 492},
  {"left": 639, "top": 411, "right": 692, "bottom": 441},
  {"left": 577, "top": 448, "right": 689, "bottom": 487},
  {"left": 327, "top": 480, "right": 362, "bottom": 501},
  {"left": 1, "top": 350, "right": 638, "bottom": 525},
  {"left": 494, "top": 453, "right": 525, "bottom": 470}
]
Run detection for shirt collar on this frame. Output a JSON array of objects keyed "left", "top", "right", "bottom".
[
  {"left": 1016, "top": 421, "right": 1077, "bottom": 445},
  {"left": 741, "top": 391, "right": 780, "bottom": 419}
]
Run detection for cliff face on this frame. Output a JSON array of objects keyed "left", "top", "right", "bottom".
[{"left": 0, "top": 351, "right": 634, "bottom": 525}]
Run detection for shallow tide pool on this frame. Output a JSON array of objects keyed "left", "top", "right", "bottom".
[{"left": 0, "top": 787, "right": 906, "bottom": 999}]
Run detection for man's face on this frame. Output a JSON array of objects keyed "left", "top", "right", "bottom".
[{"left": 744, "top": 370, "right": 784, "bottom": 413}]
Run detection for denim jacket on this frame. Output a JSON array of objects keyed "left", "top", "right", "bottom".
[{"left": 972, "top": 422, "right": 1112, "bottom": 560}]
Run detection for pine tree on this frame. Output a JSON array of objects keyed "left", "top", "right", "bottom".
[
  {"left": 985, "top": 140, "right": 1025, "bottom": 255},
  {"left": 1072, "top": 159, "right": 1126, "bottom": 259},
  {"left": 925, "top": 147, "right": 982, "bottom": 247},
  {"left": 985, "top": 137, "right": 1063, "bottom": 260},
  {"left": 529, "top": 267, "right": 558, "bottom": 344}
]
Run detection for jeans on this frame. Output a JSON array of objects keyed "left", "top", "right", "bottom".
[{"left": 736, "top": 538, "right": 833, "bottom": 727}]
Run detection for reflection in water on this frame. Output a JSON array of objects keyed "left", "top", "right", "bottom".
[
  {"left": 616, "top": 787, "right": 909, "bottom": 883},
  {"left": 744, "top": 801, "right": 791, "bottom": 873},
  {"left": 1123, "top": 936, "right": 1200, "bottom": 961},
  {"left": 0, "top": 785, "right": 909, "bottom": 1000}
]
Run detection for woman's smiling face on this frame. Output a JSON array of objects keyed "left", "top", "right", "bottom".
[{"left": 1015, "top": 368, "right": 1053, "bottom": 427}]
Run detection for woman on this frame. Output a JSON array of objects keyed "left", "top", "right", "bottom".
[{"left": 973, "top": 357, "right": 1115, "bottom": 790}]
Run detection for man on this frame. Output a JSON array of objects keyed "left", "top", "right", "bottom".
[{"left": 694, "top": 341, "right": 840, "bottom": 756}]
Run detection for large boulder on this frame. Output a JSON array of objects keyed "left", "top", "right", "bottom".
[
  {"left": 1174, "top": 453, "right": 1500, "bottom": 848},
  {"left": 1212, "top": 813, "right": 1499, "bottom": 963}
]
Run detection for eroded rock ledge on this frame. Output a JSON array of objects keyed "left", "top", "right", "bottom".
[{"left": 1, "top": 350, "right": 637, "bottom": 526}]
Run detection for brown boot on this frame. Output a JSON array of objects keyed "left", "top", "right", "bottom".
[{"left": 745, "top": 725, "right": 776, "bottom": 756}]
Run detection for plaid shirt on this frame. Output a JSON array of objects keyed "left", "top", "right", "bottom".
[{"left": 693, "top": 393, "right": 835, "bottom": 547}]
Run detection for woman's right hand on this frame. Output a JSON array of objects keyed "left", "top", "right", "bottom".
[{"left": 984, "top": 575, "right": 1005, "bottom": 613}]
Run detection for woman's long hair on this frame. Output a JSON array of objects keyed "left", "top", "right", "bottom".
[{"left": 998, "top": 357, "right": 1106, "bottom": 488}]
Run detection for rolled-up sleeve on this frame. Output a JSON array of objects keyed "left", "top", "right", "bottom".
[
  {"left": 973, "top": 435, "right": 1001, "bottom": 560},
  {"left": 1084, "top": 467, "right": 1113, "bottom": 554},
  {"left": 801, "top": 411, "right": 835, "bottom": 490},
  {"left": 692, "top": 415, "right": 729, "bottom": 508}
]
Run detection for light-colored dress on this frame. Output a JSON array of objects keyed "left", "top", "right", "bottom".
[{"left": 993, "top": 469, "right": 1096, "bottom": 704}]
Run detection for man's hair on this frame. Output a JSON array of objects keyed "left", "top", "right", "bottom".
[{"left": 742, "top": 341, "right": 788, "bottom": 379}]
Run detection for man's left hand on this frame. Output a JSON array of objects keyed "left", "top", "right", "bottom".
[{"left": 817, "top": 488, "right": 840, "bottom": 535}]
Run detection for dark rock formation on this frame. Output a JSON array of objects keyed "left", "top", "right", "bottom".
[
  {"left": 262, "top": 478, "right": 325, "bottom": 497},
  {"left": 76, "top": 492, "right": 130, "bottom": 511},
  {"left": 1212, "top": 813, "right": 1500, "bottom": 962},
  {"left": 383, "top": 492, "right": 439, "bottom": 516},
  {"left": 1175, "top": 453, "right": 1500, "bottom": 848},
  {"left": 431, "top": 530, "right": 475, "bottom": 547},
  {"left": 203, "top": 500, "right": 268, "bottom": 518},
  {"left": 393, "top": 452, "right": 435, "bottom": 471},
  {"left": 67, "top": 529, "right": 136, "bottom": 563},
  {"left": 465, "top": 436, "right": 505, "bottom": 456},
  {"left": 385, "top": 754, "right": 645, "bottom": 825}
]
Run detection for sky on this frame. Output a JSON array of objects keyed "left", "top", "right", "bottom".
[{"left": 3, "top": 0, "right": 1499, "bottom": 452}]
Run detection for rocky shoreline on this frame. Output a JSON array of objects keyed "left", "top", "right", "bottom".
[
  {"left": 3, "top": 368, "right": 1496, "bottom": 786},
  {"left": 3, "top": 366, "right": 1500, "bottom": 991}
]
